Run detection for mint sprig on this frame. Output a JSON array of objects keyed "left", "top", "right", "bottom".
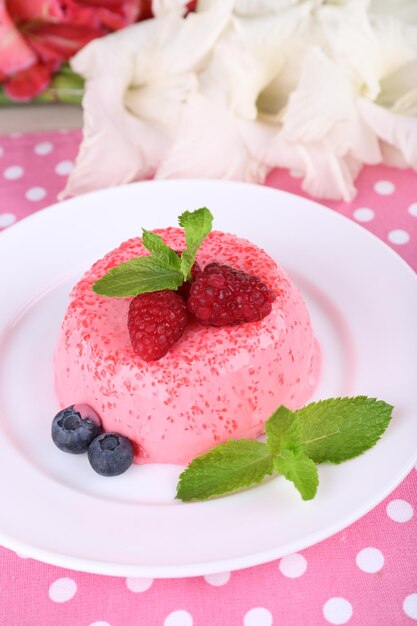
[
  {"left": 176, "top": 440, "right": 274, "bottom": 501},
  {"left": 274, "top": 449, "right": 319, "bottom": 501},
  {"left": 92, "top": 207, "right": 213, "bottom": 297},
  {"left": 92, "top": 257, "right": 184, "bottom": 297},
  {"left": 179, "top": 208, "right": 213, "bottom": 280},
  {"left": 176, "top": 396, "right": 393, "bottom": 502},
  {"left": 298, "top": 396, "right": 393, "bottom": 464},
  {"left": 142, "top": 229, "right": 182, "bottom": 271}
]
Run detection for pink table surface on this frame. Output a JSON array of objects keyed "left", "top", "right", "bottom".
[{"left": 0, "top": 130, "right": 416, "bottom": 626}]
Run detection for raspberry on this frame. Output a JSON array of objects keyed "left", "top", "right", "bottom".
[
  {"left": 175, "top": 251, "right": 202, "bottom": 300},
  {"left": 187, "top": 262, "right": 276, "bottom": 327},
  {"left": 128, "top": 290, "right": 187, "bottom": 361}
]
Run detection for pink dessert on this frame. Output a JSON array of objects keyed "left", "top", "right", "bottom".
[{"left": 55, "top": 228, "right": 320, "bottom": 464}]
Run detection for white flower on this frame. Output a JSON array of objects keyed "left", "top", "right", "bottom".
[
  {"left": 63, "top": 0, "right": 234, "bottom": 198},
  {"left": 63, "top": 0, "right": 417, "bottom": 201}
]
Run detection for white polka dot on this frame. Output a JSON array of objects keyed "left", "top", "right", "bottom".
[
  {"left": 409, "top": 203, "right": 417, "bottom": 217},
  {"left": 244, "top": 608, "right": 273, "bottom": 626},
  {"left": 323, "top": 598, "right": 353, "bottom": 624},
  {"left": 404, "top": 594, "right": 417, "bottom": 620},
  {"left": 164, "top": 610, "right": 193, "bottom": 626},
  {"left": 55, "top": 160, "right": 74, "bottom": 176},
  {"left": 0, "top": 213, "right": 17, "bottom": 227},
  {"left": 374, "top": 180, "right": 395, "bottom": 195},
  {"left": 48, "top": 577, "right": 77, "bottom": 603},
  {"left": 290, "top": 169, "right": 303, "bottom": 178},
  {"left": 388, "top": 229, "right": 410, "bottom": 245},
  {"left": 34, "top": 141, "right": 53, "bottom": 155},
  {"left": 15, "top": 551, "right": 30, "bottom": 559},
  {"left": 387, "top": 499, "right": 414, "bottom": 522},
  {"left": 204, "top": 571, "right": 231, "bottom": 586},
  {"left": 3, "top": 165, "right": 24, "bottom": 180},
  {"left": 125, "top": 577, "right": 153, "bottom": 592},
  {"left": 89, "top": 622, "right": 111, "bottom": 626},
  {"left": 279, "top": 553, "right": 307, "bottom": 578},
  {"left": 356, "top": 547, "right": 384, "bottom": 573},
  {"left": 26, "top": 187, "right": 46, "bottom": 201},
  {"left": 353, "top": 207, "right": 375, "bottom": 222}
]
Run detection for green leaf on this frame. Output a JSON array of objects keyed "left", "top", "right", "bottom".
[
  {"left": 274, "top": 449, "right": 319, "bottom": 500},
  {"left": 141, "top": 229, "right": 182, "bottom": 272},
  {"left": 176, "top": 439, "right": 274, "bottom": 501},
  {"left": 92, "top": 256, "right": 184, "bottom": 297},
  {"left": 178, "top": 207, "right": 213, "bottom": 280},
  {"left": 266, "top": 406, "right": 303, "bottom": 455},
  {"left": 298, "top": 397, "right": 394, "bottom": 464}
]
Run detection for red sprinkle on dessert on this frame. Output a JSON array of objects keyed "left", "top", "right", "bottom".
[
  {"left": 128, "top": 290, "right": 188, "bottom": 361},
  {"left": 187, "top": 262, "right": 276, "bottom": 327}
]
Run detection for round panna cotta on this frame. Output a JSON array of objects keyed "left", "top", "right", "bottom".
[{"left": 55, "top": 228, "right": 320, "bottom": 464}]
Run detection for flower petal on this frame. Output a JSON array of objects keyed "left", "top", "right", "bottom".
[
  {"left": 6, "top": 0, "right": 65, "bottom": 22},
  {"left": 3, "top": 62, "right": 51, "bottom": 101},
  {"left": 0, "top": 2, "right": 37, "bottom": 76},
  {"left": 261, "top": 131, "right": 360, "bottom": 201},
  {"left": 62, "top": 27, "right": 168, "bottom": 197},
  {"left": 370, "top": 0, "right": 417, "bottom": 24},
  {"left": 233, "top": 0, "right": 304, "bottom": 17},
  {"left": 152, "top": 0, "right": 190, "bottom": 17},
  {"left": 199, "top": 2, "right": 312, "bottom": 121},
  {"left": 25, "top": 23, "right": 106, "bottom": 63},
  {"left": 64, "top": 3, "right": 234, "bottom": 197},
  {"left": 124, "top": 74, "right": 198, "bottom": 130},
  {"left": 156, "top": 92, "right": 269, "bottom": 183},
  {"left": 8, "top": 0, "right": 147, "bottom": 30},
  {"left": 143, "top": 0, "right": 233, "bottom": 78},
  {"left": 281, "top": 48, "right": 381, "bottom": 164},
  {"left": 376, "top": 59, "right": 417, "bottom": 115},
  {"left": 357, "top": 98, "right": 417, "bottom": 169}
]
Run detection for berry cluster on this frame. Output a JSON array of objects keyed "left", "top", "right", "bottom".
[
  {"left": 52, "top": 404, "right": 134, "bottom": 476},
  {"left": 128, "top": 260, "right": 276, "bottom": 361}
]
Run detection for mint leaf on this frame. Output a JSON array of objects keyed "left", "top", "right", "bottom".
[
  {"left": 92, "top": 256, "right": 183, "bottom": 297},
  {"left": 176, "top": 439, "right": 274, "bottom": 501},
  {"left": 178, "top": 207, "right": 213, "bottom": 280},
  {"left": 298, "top": 397, "right": 393, "bottom": 464},
  {"left": 266, "top": 406, "right": 303, "bottom": 455},
  {"left": 266, "top": 407, "right": 318, "bottom": 499},
  {"left": 274, "top": 449, "right": 318, "bottom": 500},
  {"left": 142, "top": 229, "right": 182, "bottom": 272}
]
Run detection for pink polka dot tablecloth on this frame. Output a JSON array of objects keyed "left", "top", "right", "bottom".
[{"left": 0, "top": 130, "right": 417, "bottom": 626}]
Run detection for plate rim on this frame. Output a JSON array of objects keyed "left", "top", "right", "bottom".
[{"left": 2, "top": 178, "right": 416, "bottom": 285}]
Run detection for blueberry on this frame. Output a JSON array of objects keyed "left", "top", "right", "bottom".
[
  {"left": 52, "top": 404, "right": 101, "bottom": 454},
  {"left": 88, "top": 433, "right": 134, "bottom": 476}
]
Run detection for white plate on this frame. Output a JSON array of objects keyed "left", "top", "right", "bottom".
[{"left": 0, "top": 180, "right": 416, "bottom": 578}]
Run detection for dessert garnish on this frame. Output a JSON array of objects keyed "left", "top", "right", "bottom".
[
  {"left": 92, "top": 208, "right": 276, "bottom": 359},
  {"left": 176, "top": 396, "right": 393, "bottom": 502},
  {"left": 88, "top": 433, "right": 134, "bottom": 477},
  {"left": 52, "top": 404, "right": 101, "bottom": 454},
  {"left": 92, "top": 208, "right": 214, "bottom": 297},
  {"left": 188, "top": 262, "right": 276, "bottom": 326},
  {"left": 52, "top": 404, "right": 134, "bottom": 477},
  {"left": 52, "top": 397, "right": 393, "bottom": 494},
  {"left": 128, "top": 290, "right": 188, "bottom": 362}
]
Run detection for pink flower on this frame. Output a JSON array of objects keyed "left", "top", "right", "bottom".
[{"left": 0, "top": 0, "right": 152, "bottom": 101}]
